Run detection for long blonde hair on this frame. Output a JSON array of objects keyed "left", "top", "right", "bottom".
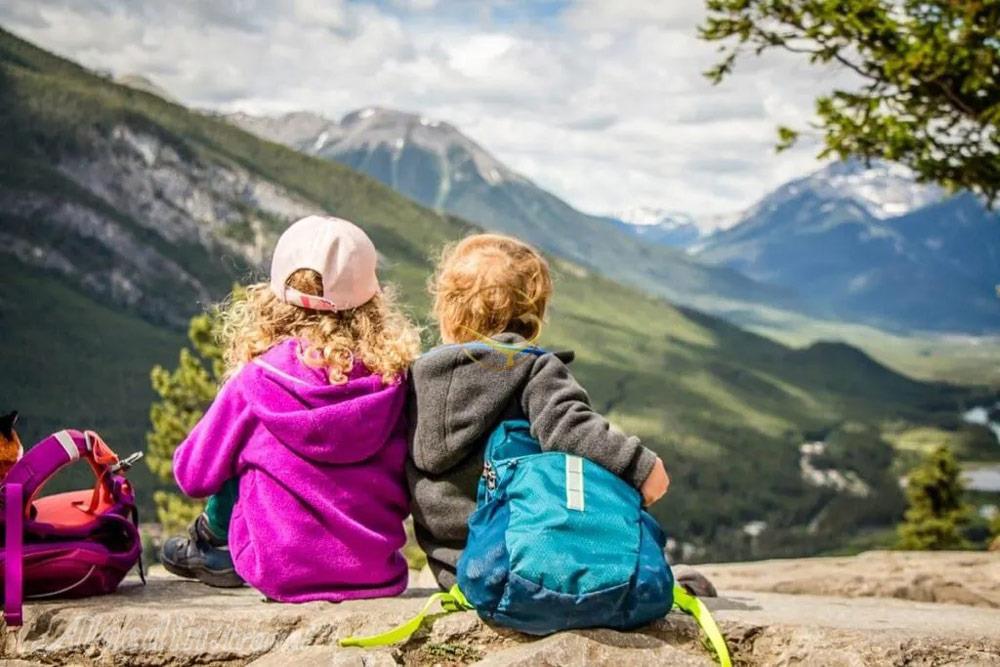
[
  {"left": 430, "top": 234, "right": 552, "bottom": 344},
  {"left": 218, "top": 269, "right": 421, "bottom": 385}
]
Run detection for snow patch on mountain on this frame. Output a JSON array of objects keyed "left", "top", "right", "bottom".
[
  {"left": 611, "top": 208, "right": 708, "bottom": 249},
  {"left": 612, "top": 206, "right": 748, "bottom": 250},
  {"left": 334, "top": 107, "right": 523, "bottom": 185},
  {"left": 313, "top": 131, "right": 330, "bottom": 151},
  {"left": 230, "top": 107, "right": 532, "bottom": 193},
  {"left": 806, "top": 160, "right": 946, "bottom": 219},
  {"left": 617, "top": 207, "right": 692, "bottom": 228},
  {"left": 615, "top": 207, "right": 741, "bottom": 234}
]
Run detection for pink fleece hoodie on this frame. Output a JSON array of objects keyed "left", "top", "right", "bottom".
[{"left": 172, "top": 339, "right": 410, "bottom": 602}]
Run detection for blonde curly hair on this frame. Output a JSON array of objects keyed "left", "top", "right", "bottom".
[
  {"left": 430, "top": 234, "right": 552, "bottom": 344},
  {"left": 218, "top": 269, "right": 421, "bottom": 385}
]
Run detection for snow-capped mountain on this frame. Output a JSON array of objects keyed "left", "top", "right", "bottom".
[
  {"left": 612, "top": 207, "right": 744, "bottom": 249},
  {"left": 813, "top": 160, "right": 946, "bottom": 219},
  {"left": 697, "top": 160, "right": 1000, "bottom": 333},
  {"left": 229, "top": 109, "right": 994, "bottom": 333},
  {"left": 617, "top": 207, "right": 697, "bottom": 228},
  {"left": 227, "top": 111, "right": 340, "bottom": 152},
  {"left": 612, "top": 208, "right": 705, "bottom": 249},
  {"left": 230, "top": 107, "right": 523, "bottom": 210},
  {"left": 334, "top": 107, "right": 522, "bottom": 193},
  {"left": 229, "top": 108, "right": 788, "bottom": 310}
]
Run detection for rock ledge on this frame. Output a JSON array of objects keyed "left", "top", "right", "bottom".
[{"left": 2, "top": 552, "right": 998, "bottom": 666}]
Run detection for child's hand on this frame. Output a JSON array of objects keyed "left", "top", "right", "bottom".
[{"left": 640, "top": 457, "right": 669, "bottom": 507}]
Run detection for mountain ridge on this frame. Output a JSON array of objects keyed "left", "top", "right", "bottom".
[
  {"left": 697, "top": 160, "right": 1000, "bottom": 333},
  {"left": 231, "top": 108, "right": 999, "bottom": 335},
  {"left": 611, "top": 208, "right": 706, "bottom": 249},
  {"left": 227, "top": 107, "right": 798, "bottom": 312}
]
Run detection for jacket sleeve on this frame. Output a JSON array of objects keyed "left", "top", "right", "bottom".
[
  {"left": 520, "top": 353, "right": 658, "bottom": 489},
  {"left": 172, "top": 375, "right": 254, "bottom": 499}
]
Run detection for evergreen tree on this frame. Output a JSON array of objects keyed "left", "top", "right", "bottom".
[
  {"left": 146, "top": 310, "right": 224, "bottom": 533},
  {"left": 701, "top": 0, "right": 1000, "bottom": 205},
  {"left": 897, "top": 446, "right": 973, "bottom": 550}
]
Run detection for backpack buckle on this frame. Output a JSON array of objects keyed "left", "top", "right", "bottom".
[
  {"left": 483, "top": 463, "right": 498, "bottom": 491},
  {"left": 110, "top": 452, "right": 144, "bottom": 473}
]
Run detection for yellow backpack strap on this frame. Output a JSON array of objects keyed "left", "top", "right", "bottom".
[
  {"left": 672, "top": 583, "right": 732, "bottom": 667},
  {"left": 339, "top": 583, "right": 730, "bottom": 666},
  {"left": 338, "top": 585, "right": 471, "bottom": 648}
]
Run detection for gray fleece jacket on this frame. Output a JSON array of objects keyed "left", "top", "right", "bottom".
[{"left": 406, "top": 332, "right": 658, "bottom": 589}]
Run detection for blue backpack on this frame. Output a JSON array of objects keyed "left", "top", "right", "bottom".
[
  {"left": 456, "top": 419, "right": 673, "bottom": 634},
  {"left": 340, "top": 343, "right": 730, "bottom": 665}
]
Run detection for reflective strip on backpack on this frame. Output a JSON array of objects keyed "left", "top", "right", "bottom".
[
  {"left": 565, "top": 456, "right": 585, "bottom": 511},
  {"left": 53, "top": 431, "right": 80, "bottom": 461}
]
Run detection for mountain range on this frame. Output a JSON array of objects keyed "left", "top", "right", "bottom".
[
  {"left": 611, "top": 208, "right": 707, "bottom": 249},
  {"left": 227, "top": 108, "right": 793, "bottom": 312},
  {"left": 0, "top": 28, "right": 994, "bottom": 560},
  {"left": 232, "top": 110, "right": 999, "bottom": 335},
  {"left": 696, "top": 161, "right": 1000, "bottom": 333}
]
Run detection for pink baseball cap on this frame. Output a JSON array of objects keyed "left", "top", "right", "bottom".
[{"left": 269, "top": 215, "right": 380, "bottom": 311}]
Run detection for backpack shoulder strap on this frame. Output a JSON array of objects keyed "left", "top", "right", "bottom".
[
  {"left": 338, "top": 585, "right": 471, "bottom": 648},
  {"left": 672, "top": 583, "right": 732, "bottom": 667},
  {"left": 337, "top": 583, "right": 731, "bottom": 666}
]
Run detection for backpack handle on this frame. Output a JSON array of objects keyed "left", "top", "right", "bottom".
[{"left": 3, "top": 430, "right": 116, "bottom": 515}]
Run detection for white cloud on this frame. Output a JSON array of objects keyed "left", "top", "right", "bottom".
[{"left": 0, "top": 0, "right": 854, "bottom": 216}]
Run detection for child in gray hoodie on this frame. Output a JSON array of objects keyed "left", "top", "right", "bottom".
[{"left": 407, "top": 233, "right": 670, "bottom": 589}]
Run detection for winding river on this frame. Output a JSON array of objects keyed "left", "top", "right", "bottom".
[{"left": 961, "top": 402, "right": 1000, "bottom": 493}]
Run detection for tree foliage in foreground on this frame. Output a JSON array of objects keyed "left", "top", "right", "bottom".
[
  {"left": 897, "top": 446, "right": 972, "bottom": 550},
  {"left": 701, "top": 0, "right": 1000, "bottom": 205},
  {"left": 146, "top": 311, "right": 224, "bottom": 533}
]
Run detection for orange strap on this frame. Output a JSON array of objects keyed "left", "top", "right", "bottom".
[
  {"left": 84, "top": 431, "right": 119, "bottom": 466},
  {"left": 83, "top": 431, "right": 119, "bottom": 513}
]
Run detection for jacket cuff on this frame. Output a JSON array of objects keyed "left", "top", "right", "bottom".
[{"left": 624, "top": 440, "right": 659, "bottom": 490}]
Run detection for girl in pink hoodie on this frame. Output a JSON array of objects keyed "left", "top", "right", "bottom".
[{"left": 162, "top": 216, "right": 421, "bottom": 603}]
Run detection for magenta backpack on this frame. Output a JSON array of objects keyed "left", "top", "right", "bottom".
[{"left": 0, "top": 429, "right": 143, "bottom": 627}]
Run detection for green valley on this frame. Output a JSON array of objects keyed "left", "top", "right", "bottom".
[{"left": 0, "top": 27, "right": 994, "bottom": 560}]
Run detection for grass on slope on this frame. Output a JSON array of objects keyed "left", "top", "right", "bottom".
[
  {"left": 756, "top": 317, "right": 1000, "bottom": 388},
  {"left": 703, "top": 293, "right": 1000, "bottom": 388},
  {"left": 0, "top": 259, "right": 183, "bottom": 501},
  {"left": 0, "top": 26, "right": 990, "bottom": 558}
]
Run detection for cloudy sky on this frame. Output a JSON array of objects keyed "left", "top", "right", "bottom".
[{"left": 1, "top": 0, "right": 853, "bottom": 218}]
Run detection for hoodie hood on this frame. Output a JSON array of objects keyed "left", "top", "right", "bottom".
[
  {"left": 240, "top": 339, "right": 406, "bottom": 465},
  {"left": 409, "top": 333, "right": 574, "bottom": 473}
]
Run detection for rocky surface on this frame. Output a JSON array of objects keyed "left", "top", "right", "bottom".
[
  {"left": 3, "top": 123, "right": 317, "bottom": 326},
  {"left": 1, "top": 552, "right": 999, "bottom": 666},
  {"left": 697, "top": 550, "right": 1000, "bottom": 608}
]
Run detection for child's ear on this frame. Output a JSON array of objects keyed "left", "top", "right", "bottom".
[{"left": 0, "top": 411, "right": 18, "bottom": 440}]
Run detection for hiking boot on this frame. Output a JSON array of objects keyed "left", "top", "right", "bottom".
[{"left": 160, "top": 514, "right": 244, "bottom": 588}]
